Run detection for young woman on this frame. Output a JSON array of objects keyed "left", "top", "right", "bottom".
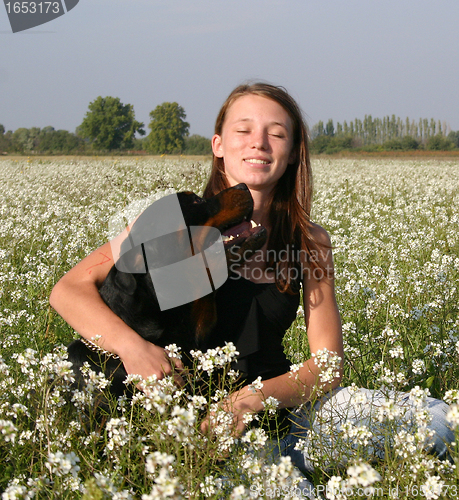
[{"left": 50, "top": 82, "right": 453, "bottom": 474}]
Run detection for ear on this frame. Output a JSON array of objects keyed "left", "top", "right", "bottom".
[
  {"left": 191, "top": 294, "right": 217, "bottom": 345},
  {"left": 114, "top": 271, "right": 137, "bottom": 295},
  {"left": 211, "top": 134, "right": 224, "bottom": 158}
]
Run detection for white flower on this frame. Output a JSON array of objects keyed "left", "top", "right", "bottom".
[
  {"left": 145, "top": 451, "right": 175, "bottom": 474},
  {"left": 262, "top": 396, "right": 279, "bottom": 415},
  {"left": 312, "top": 349, "right": 342, "bottom": 385},
  {"left": 0, "top": 420, "right": 17, "bottom": 443},
  {"left": 241, "top": 427, "right": 268, "bottom": 448},
  {"left": 249, "top": 376, "right": 264, "bottom": 392},
  {"left": 421, "top": 475, "right": 445, "bottom": 499},
  {"left": 446, "top": 404, "right": 459, "bottom": 428},
  {"left": 346, "top": 461, "right": 381, "bottom": 488},
  {"left": 326, "top": 476, "right": 346, "bottom": 500},
  {"left": 444, "top": 389, "right": 459, "bottom": 404},
  {"left": 45, "top": 451, "right": 80, "bottom": 477},
  {"left": 388, "top": 346, "right": 404, "bottom": 359},
  {"left": 230, "top": 485, "right": 247, "bottom": 500},
  {"left": 377, "top": 398, "right": 402, "bottom": 422},
  {"left": 164, "top": 343, "right": 182, "bottom": 359},
  {"left": 412, "top": 359, "right": 426, "bottom": 375},
  {"left": 290, "top": 363, "right": 302, "bottom": 373}
]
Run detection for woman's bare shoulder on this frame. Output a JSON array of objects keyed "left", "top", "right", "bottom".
[
  {"left": 300, "top": 222, "right": 334, "bottom": 277},
  {"left": 308, "top": 222, "right": 331, "bottom": 245}
]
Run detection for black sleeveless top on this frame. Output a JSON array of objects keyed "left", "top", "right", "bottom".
[{"left": 206, "top": 273, "right": 301, "bottom": 384}]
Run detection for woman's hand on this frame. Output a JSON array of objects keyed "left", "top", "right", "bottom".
[
  {"left": 200, "top": 388, "right": 257, "bottom": 439},
  {"left": 118, "top": 337, "right": 185, "bottom": 387}
]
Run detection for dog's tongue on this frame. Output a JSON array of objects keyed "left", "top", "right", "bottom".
[{"left": 222, "top": 220, "right": 251, "bottom": 238}]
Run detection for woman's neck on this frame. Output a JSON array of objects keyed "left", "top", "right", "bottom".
[{"left": 250, "top": 189, "right": 272, "bottom": 228}]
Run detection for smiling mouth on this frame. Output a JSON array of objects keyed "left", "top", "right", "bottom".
[{"left": 244, "top": 159, "right": 270, "bottom": 165}]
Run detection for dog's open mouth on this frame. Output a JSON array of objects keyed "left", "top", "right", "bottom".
[{"left": 221, "top": 220, "right": 266, "bottom": 249}]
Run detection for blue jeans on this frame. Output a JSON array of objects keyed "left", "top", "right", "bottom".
[{"left": 271, "top": 386, "right": 454, "bottom": 474}]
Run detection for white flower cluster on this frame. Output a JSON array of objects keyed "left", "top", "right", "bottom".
[
  {"left": 326, "top": 461, "right": 381, "bottom": 500},
  {"left": 412, "top": 358, "right": 426, "bottom": 375},
  {"left": 312, "top": 348, "right": 342, "bottom": 386},
  {"left": 262, "top": 396, "right": 280, "bottom": 416},
  {"left": 105, "top": 416, "right": 130, "bottom": 453},
  {"left": 249, "top": 376, "right": 264, "bottom": 392},
  {"left": 241, "top": 427, "right": 268, "bottom": 449},
  {"left": 206, "top": 402, "right": 237, "bottom": 454},
  {"left": 421, "top": 475, "right": 445, "bottom": 500},
  {"left": 0, "top": 419, "right": 17, "bottom": 443},
  {"left": 45, "top": 451, "right": 80, "bottom": 478},
  {"left": 162, "top": 405, "right": 196, "bottom": 443},
  {"left": 190, "top": 342, "right": 239, "bottom": 375},
  {"left": 446, "top": 404, "right": 459, "bottom": 428}
]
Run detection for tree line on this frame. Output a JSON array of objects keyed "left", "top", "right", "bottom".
[
  {"left": 310, "top": 116, "right": 459, "bottom": 154},
  {"left": 1, "top": 96, "right": 458, "bottom": 155},
  {"left": 0, "top": 96, "right": 212, "bottom": 155}
]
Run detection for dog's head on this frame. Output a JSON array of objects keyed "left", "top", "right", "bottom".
[
  {"left": 110, "top": 184, "right": 267, "bottom": 345},
  {"left": 176, "top": 183, "right": 267, "bottom": 265}
]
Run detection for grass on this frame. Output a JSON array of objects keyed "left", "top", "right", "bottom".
[{"left": 0, "top": 157, "right": 458, "bottom": 498}]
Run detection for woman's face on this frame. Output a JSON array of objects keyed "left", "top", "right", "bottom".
[{"left": 212, "top": 94, "right": 295, "bottom": 194}]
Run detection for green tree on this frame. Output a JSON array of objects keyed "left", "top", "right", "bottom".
[
  {"left": 426, "top": 134, "right": 454, "bottom": 151},
  {"left": 325, "top": 119, "right": 335, "bottom": 136},
  {"left": 183, "top": 134, "right": 212, "bottom": 155},
  {"left": 448, "top": 131, "right": 459, "bottom": 148},
  {"left": 37, "top": 127, "right": 84, "bottom": 154},
  {"left": 0, "top": 124, "right": 7, "bottom": 153},
  {"left": 310, "top": 121, "right": 324, "bottom": 140},
  {"left": 11, "top": 127, "right": 40, "bottom": 153},
  {"left": 78, "top": 96, "right": 145, "bottom": 151},
  {"left": 309, "top": 134, "right": 331, "bottom": 153},
  {"left": 147, "top": 102, "right": 190, "bottom": 154}
]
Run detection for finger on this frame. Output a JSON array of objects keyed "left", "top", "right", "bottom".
[
  {"left": 174, "top": 372, "right": 185, "bottom": 388},
  {"left": 200, "top": 418, "right": 209, "bottom": 435},
  {"left": 168, "top": 355, "right": 185, "bottom": 372}
]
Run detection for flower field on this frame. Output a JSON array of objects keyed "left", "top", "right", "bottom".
[{"left": 0, "top": 157, "right": 458, "bottom": 499}]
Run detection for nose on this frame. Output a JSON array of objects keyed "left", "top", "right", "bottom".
[{"left": 251, "top": 129, "right": 269, "bottom": 150}]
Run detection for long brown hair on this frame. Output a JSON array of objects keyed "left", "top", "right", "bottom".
[{"left": 203, "top": 82, "right": 326, "bottom": 293}]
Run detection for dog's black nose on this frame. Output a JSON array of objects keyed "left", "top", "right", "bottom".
[{"left": 233, "top": 183, "right": 249, "bottom": 191}]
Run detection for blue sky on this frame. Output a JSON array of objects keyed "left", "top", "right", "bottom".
[{"left": 1, "top": 0, "right": 458, "bottom": 137}]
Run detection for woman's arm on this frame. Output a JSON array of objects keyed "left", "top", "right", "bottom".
[
  {"left": 208, "top": 225, "right": 343, "bottom": 436},
  {"left": 49, "top": 232, "right": 183, "bottom": 381}
]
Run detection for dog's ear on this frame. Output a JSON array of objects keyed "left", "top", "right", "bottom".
[
  {"left": 114, "top": 271, "right": 137, "bottom": 295},
  {"left": 191, "top": 294, "right": 217, "bottom": 344}
]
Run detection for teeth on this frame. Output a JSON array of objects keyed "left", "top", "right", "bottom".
[
  {"left": 222, "top": 221, "right": 262, "bottom": 242},
  {"left": 246, "top": 159, "right": 269, "bottom": 164}
]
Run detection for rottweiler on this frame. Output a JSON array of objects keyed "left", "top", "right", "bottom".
[{"left": 67, "top": 183, "right": 267, "bottom": 399}]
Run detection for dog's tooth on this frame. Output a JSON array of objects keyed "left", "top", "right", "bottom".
[{"left": 251, "top": 219, "right": 257, "bottom": 228}]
